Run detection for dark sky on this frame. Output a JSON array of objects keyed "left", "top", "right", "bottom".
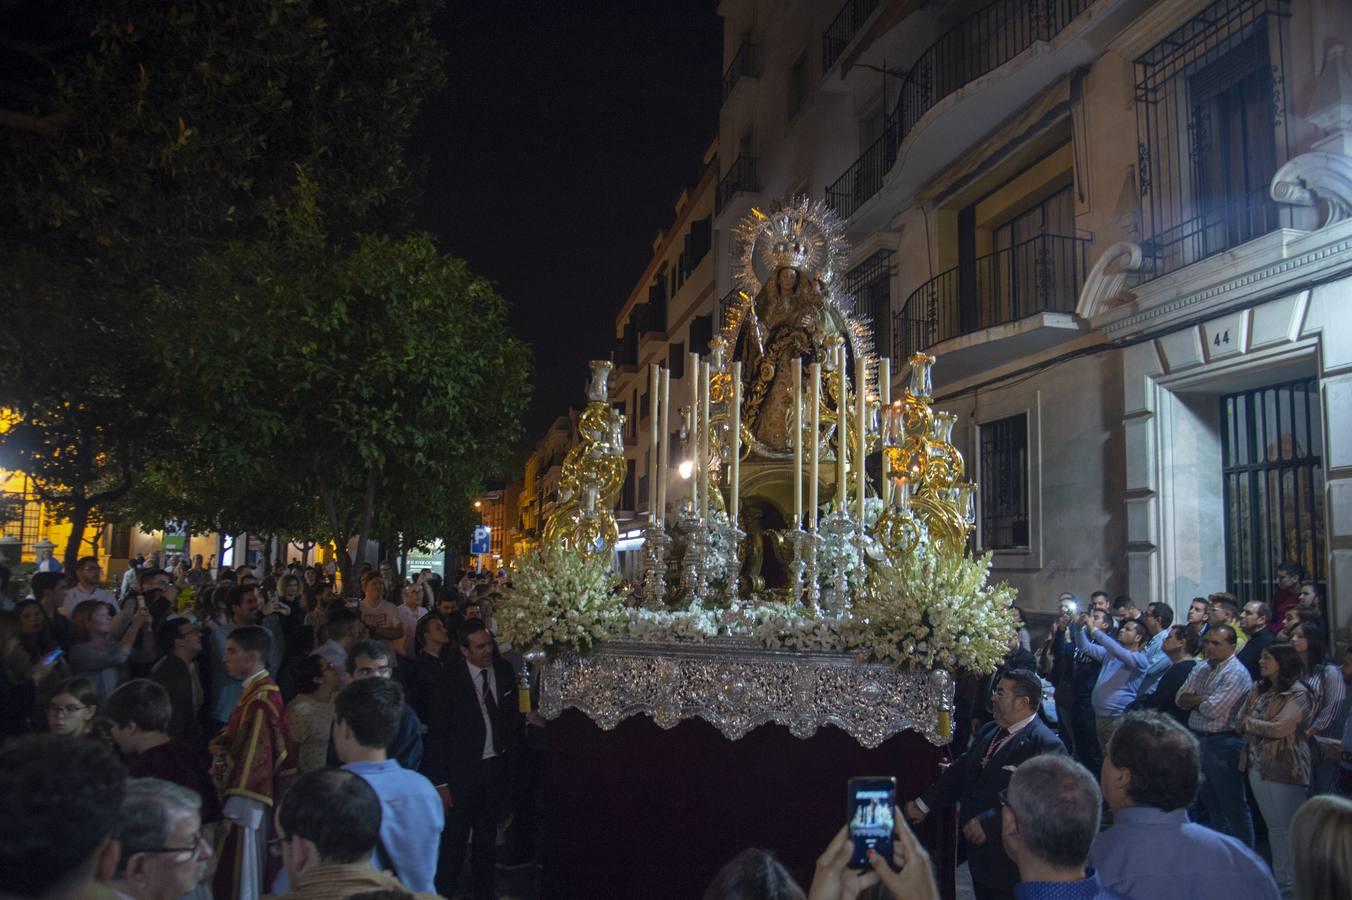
[{"left": 413, "top": 2, "right": 723, "bottom": 445}]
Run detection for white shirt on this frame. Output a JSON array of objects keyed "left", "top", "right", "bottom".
[
  {"left": 466, "top": 660, "right": 499, "bottom": 760},
  {"left": 63, "top": 584, "right": 117, "bottom": 615}
]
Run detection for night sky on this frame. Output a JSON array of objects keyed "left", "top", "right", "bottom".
[{"left": 413, "top": 2, "right": 723, "bottom": 445}]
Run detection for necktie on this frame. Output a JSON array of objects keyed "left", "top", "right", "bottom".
[
  {"left": 481, "top": 669, "right": 503, "bottom": 755},
  {"left": 982, "top": 728, "right": 1012, "bottom": 765}
]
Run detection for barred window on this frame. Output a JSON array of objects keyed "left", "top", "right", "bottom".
[
  {"left": 1134, "top": 0, "right": 1290, "bottom": 278},
  {"left": 979, "top": 413, "right": 1029, "bottom": 550}
]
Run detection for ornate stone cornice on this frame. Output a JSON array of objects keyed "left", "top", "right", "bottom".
[
  {"left": 1100, "top": 225, "right": 1352, "bottom": 339},
  {"left": 1076, "top": 242, "right": 1144, "bottom": 321},
  {"left": 1271, "top": 152, "right": 1352, "bottom": 228}
]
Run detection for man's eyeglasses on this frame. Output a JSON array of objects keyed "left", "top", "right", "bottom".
[
  {"left": 48, "top": 703, "right": 88, "bottom": 717},
  {"left": 354, "top": 663, "right": 392, "bottom": 678},
  {"left": 138, "top": 832, "right": 209, "bottom": 863},
  {"left": 267, "top": 834, "right": 294, "bottom": 858}
]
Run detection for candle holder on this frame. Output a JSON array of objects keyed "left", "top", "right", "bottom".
[
  {"left": 678, "top": 509, "right": 711, "bottom": 605},
  {"left": 818, "top": 508, "right": 861, "bottom": 618},
  {"left": 638, "top": 522, "right": 673, "bottom": 611},
  {"left": 803, "top": 528, "right": 822, "bottom": 612},
  {"left": 706, "top": 510, "right": 744, "bottom": 603},
  {"left": 784, "top": 527, "right": 809, "bottom": 607}
]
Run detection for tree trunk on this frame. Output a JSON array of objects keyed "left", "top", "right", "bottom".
[
  {"left": 352, "top": 465, "right": 379, "bottom": 590},
  {"left": 63, "top": 501, "right": 92, "bottom": 571}
]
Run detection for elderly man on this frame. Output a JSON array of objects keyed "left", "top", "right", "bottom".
[
  {"left": 904, "top": 669, "right": 1065, "bottom": 900},
  {"left": 103, "top": 778, "right": 213, "bottom": 900},
  {"left": 1090, "top": 712, "right": 1277, "bottom": 900},
  {"left": 1001, "top": 755, "right": 1123, "bottom": 898}
]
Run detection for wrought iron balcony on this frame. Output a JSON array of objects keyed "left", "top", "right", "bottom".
[
  {"left": 892, "top": 233, "right": 1089, "bottom": 360},
  {"left": 717, "top": 288, "right": 743, "bottom": 330},
  {"left": 716, "top": 156, "right": 759, "bottom": 214},
  {"left": 722, "top": 41, "right": 761, "bottom": 104},
  {"left": 827, "top": 0, "right": 1094, "bottom": 219},
  {"left": 822, "top": 0, "right": 883, "bottom": 71}
]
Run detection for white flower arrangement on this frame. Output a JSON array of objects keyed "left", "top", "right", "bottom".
[
  {"left": 496, "top": 546, "right": 627, "bottom": 656},
  {"left": 506, "top": 540, "right": 1016, "bottom": 672},
  {"left": 844, "top": 546, "right": 1016, "bottom": 672}
]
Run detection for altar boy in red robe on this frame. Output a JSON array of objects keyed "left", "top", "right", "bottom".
[{"left": 210, "top": 624, "right": 297, "bottom": 900}]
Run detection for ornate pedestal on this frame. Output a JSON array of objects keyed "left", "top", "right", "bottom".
[{"left": 538, "top": 641, "right": 958, "bottom": 900}]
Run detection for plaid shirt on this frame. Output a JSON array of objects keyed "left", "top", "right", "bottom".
[{"left": 1178, "top": 654, "right": 1252, "bottom": 733}]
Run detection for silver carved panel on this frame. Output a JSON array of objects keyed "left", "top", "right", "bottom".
[{"left": 538, "top": 638, "right": 951, "bottom": 748}]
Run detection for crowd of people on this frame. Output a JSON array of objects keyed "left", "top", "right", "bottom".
[
  {"left": 1, "top": 553, "right": 1350, "bottom": 900},
  {"left": 0, "top": 553, "right": 537, "bottom": 900}
]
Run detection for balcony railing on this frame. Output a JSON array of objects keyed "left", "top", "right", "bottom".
[
  {"left": 716, "top": 156, "right": 760, "bottom": 214},
  {"left": 722, "top": 41, "right": 761, "bottom": 103},
  {"left": 823, "top": 0, "right": 883, "bottom": 71},
  {"left": 827, "top": 0, "right": 1094, "bottom": 218},
  {"left": 717, "top": 288, "right": 743, "bottom": 330},
  {"left": 892, "top": 233, "right": 1089, "bottom": 360}
]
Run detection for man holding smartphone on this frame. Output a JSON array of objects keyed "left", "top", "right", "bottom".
[{"left": 904, "top": 669, "right": 1066, "bottom": 900}]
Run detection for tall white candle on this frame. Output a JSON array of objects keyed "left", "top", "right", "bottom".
[
  {"left": 730, "top": 362, "right": 742, "bottom": 529},
  {"left": 689, "top": 352, "right": 700, "bottom": 515},
  {"left": 879, "top": 358, "right": 891, "bottom": 508},
  {"left": 700, "top": 361, "right": 712, "bottom": 525},
  {"left": 792, "top": 358, "right": 803, "bottom": 529},
  {"left": 856, "top": 356, "right": 867, "bottom": 530},
  {"left": 836, "top": 345, "right": 847, "bottom": 512},
  {"left": 809, "top": 362, "right": 820, "bottom": 530},
  {"left": 657, "top": 366, "right": 670, "bottom": 524},
  {"left": 648, "top": 363, "right": 659, "bottom": 524}
]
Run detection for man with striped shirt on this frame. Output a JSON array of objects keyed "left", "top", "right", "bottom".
[{"left": 1176, "top": 624, "right": 1253, "bottom": 847}]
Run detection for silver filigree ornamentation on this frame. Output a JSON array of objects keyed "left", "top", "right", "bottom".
[{"left": 538, "top": 638, "right": 952, "bottom": 748}]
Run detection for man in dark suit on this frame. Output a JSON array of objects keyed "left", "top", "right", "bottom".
[
  {"left": 149, "top": 617, "right": 204, "bottom": 745},
  {"left": 426, "top": 618, "right": 522, "bottom": 900},
  {"left": 904, "top": 668, "right": 1066, "bottom": 900}
]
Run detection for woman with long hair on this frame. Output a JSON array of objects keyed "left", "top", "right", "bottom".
[
  {"left": 1290, "top": 794, "right": 1352, "bottom": 900},
  {"left": 1238, "top": 643, "right": 1313, "bottom": 895},
  {"left": 1291, "top": 622, "right": 1346, "bottom": 794},
  {"left": 12, "top": 599, "right": 58, "bottom": 670},
  {"left": 67, "top": 599, "right": 150, "bottom": 705},
  {"left": 1, "top": 610, "right": 60, "bottom": 738}
]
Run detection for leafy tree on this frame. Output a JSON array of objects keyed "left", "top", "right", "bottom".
[
  {"left": 149, "top": 178, "right": 530, "bottom": 587},
  {"left": 0, "top": 0, "right": 445, "bottom": 568}
]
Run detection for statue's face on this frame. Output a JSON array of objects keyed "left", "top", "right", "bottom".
[{"left": 777, "top": 268, "right": 799, "bottom": 292}]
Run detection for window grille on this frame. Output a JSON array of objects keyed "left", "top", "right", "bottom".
[
  {"left": 1134, "top": 0, "right": 1290, "bottom": 278},
  {"left": 979, "top": 413, "right": 1029, "bottom": 550}
]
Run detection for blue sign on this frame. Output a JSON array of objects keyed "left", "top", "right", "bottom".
[{"left": 470, "top": 525, "right": 492, "bottom": 555}]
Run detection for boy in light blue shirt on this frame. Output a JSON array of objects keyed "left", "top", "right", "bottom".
[{"left": 334, "top": 676, "right": 444, "bottom": 893}]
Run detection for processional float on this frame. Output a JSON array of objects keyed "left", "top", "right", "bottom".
[{"left": 503, "top": 198, "right": 1017, "bottom": 748}]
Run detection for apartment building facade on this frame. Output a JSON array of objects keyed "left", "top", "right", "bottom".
[{"left": 715, "top": 0, "right": 1351, "bottom": 632}]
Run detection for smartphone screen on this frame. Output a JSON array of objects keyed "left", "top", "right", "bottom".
[
  {"left": 40, "top": 648, "right": 64, "bottom": 667},
  {"left": 847, "top": 776, "right": 897, "bottom": 869}
]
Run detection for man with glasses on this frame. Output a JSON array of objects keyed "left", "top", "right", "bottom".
[
  {"left": 65, "top": 555, "right": 116, "bottom": 613},
  {"left": 1204, "top": 593, "right": 1247, "bottom": 649},
  {"left": 102, "top": 778, "right": 212, "bottom": 900},
  {"left": 323, "top": 639, "right": 424, "bottom": 771},
  {"left": 1175, "top": 623, "right": 1254, "bottom": 847},
  {"left": 903, "top": 670, "right": 1065, "bottom": 900}
]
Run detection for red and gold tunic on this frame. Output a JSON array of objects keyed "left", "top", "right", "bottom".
[{"left": 212, "top": 670, "right": 297, "bottom": 900}]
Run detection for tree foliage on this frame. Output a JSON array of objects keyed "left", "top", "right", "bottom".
[{"left": 0, "top": 1, "right": 523, "bottom": 569}]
